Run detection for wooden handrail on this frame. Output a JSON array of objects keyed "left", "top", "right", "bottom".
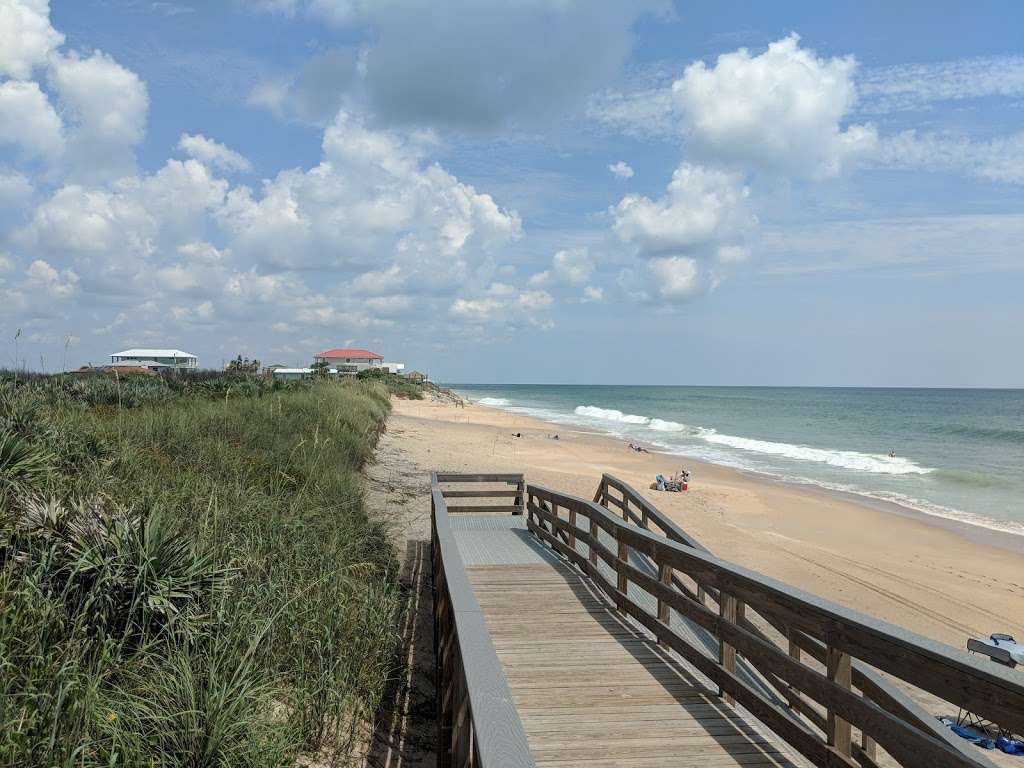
[
  {"left": 435, "top": 472, "right": 525, "bottom": 515},
  {"left": 431, "top": 472, "right": 534, "bottom": 768},
  {"left": 530, "top": 480, "right": 1019, "bottom": 768},
  {"left": 593, "top": 473, "right": 1001, "bottom": 768}
]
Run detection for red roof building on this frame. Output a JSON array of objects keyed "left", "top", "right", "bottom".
[{"left": 314, "top": 348, "right": 383, "bottom": 361}]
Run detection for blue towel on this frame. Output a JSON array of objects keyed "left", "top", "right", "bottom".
[
  {"left": 951, "top": 724, "right": 996, "bottom": 749},
  {"left": 998, "top": 736, "right": 1024, "bottom": 755}
]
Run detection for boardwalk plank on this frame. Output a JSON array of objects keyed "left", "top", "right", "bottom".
[{"left": 461, "top": 548, "right": 803, "bottom": 768}]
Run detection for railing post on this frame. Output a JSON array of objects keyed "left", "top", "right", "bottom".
[
  {"left": 787, "top": 629, "right": 803, "bottom": 712},
  {"left": 588, "top": 517, "right": 599, "bottom": 569},
  {"left": 568, "top": 502, "right": 577, "bottom": 549},
  {"left": 616, "top": 539, "right": 628, "bottom": 595},
  {"left": 437, "top": 589, "right": 454, "bottom": 768},
  {"left": 827, "top": 645, "right": 853, "bottom": 757},
  {"left": 514, "top": 478, "right": 524, "bottom": 515},
  {"left": 657, "top": 559, "right": 672, "bottom": 647},
  {"left": 718, "top": 592, "right": 737, "bottom": 705},
  {"left": 451, "top": 661, "right": 471, "bottom": 768},
  {"left": 861, "top": 732, "right": 877, "bottom": 761}
]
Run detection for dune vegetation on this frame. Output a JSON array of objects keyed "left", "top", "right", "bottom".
[{"left": 0, "top": 370, "right": 417, "bottom": 766}]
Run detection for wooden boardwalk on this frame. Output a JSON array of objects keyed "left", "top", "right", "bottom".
[
  {"left": 468, "top": 560, "right": 800, "bottom": 767},
  {"left": 431, "top": 473, "right": 1022, "bottom": 768}
]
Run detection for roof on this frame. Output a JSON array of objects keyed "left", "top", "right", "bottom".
[
  {"left": 272, "top": 368, "right": 312, "bottom": 374},
  {"left": 112, "top": 349, "right": 196, "bottom": 358},
  {"left": 315, "top": 348, "right": 382, "bottom": 359}
]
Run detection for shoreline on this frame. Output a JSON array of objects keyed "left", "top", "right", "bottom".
[
  {"left": 392, "top": 396, "right": 1024, "bottom": 651},
  {"left": 465, "top": 397, "right": 1024, "bottom": 555}
]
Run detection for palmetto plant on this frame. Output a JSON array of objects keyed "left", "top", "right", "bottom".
[
  {"left": 0, "top": 428, "right": 52, "bottom": 495},
  {"left": 12, "top": 497, "right": 228, "bottom": 647}
]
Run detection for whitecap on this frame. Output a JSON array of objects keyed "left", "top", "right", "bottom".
[
  {"left": 649, "top": 418, "right": 687, "bottom": 432},
  {"left": 574, "top": 405, "right": 650, "bottom": 424},
  {"left": 697, "top": 429, "right": 934, "bottom": 475}
]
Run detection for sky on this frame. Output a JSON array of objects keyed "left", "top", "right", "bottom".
[{"left": 1, "top": 0, "right": 1023, "bottom": 386}]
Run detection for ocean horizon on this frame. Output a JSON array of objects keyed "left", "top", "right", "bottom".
[{"left": 447, "top": 383, "right": 1024, "bottom": 539}]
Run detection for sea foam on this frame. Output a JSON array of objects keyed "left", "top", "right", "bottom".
[
  {"left": 574, "top": 405, "right": 650, "bottom": 424},
  {"left": 697, "top": 429, "right": 934, "bottom": 475},
  {"left": 477, "top": 397, "right": 510, "bottom": 406}
]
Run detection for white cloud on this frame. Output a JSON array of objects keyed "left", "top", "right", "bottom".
[
  {"left": 177, "top": 133, "right": 252, "bottom": 172},
  {"left": 608, "top": 160, "right": 634, "bottom": 179},
  {"left": 49, "top": 50, "right": 149, "bottom": 182},
  {"left": 0, "top": 0, "right": 64, "bottom": 79},
  {"left": 647, "top": 256, "right": 699, "bottom": 299},
  {"left": 0, "top": 79, "right": 63, "bottom": 159},
  {"left": 550, "top": 247, "right": 594, "bottom": 285},
  {"left": 672, "top": 34, "right": 877, "bottom": 178},
  {"left": 26, "top": 257, "right": 77, "bottom": 298},
  {"left": 450, "top": 282, "right": 553, "bottom": 325},
  {"left": 219, "top": 111, "right": 520, "bottom": 292},
  {"left": 9, "top": 102, "right": 524, "bottom": 341},
  {"left": 858, "top": 55, "right": 1024, "bottom": 113},
  {"left": 589, "top": 83, "right": 676, "bottom": 139},
  {"left": 530, "top": 247, "right": 595, "bottom": 287},
  {"left": 609, "top": 164, "right": 757, "bottom": 303},
  {"left": 0, "top": 170, "right": 34, "bottom": 206},
  {"left": 156, "top": 264, "right": 202, "bottom": 293},
  {"left": 581, "top": 285, "right": 604, "bottom": 303},
  {"left": 874, "top": 130, "right": 1024, "bottom": 184},
  {"left": 178, "top": 241, "right": 228, "bottom": 263},
  {"left": 18, "top": 158, "right": 227, "bottom": 297},
  {"left": 612, "top": 164, "right": 755, "bottom": 257}
]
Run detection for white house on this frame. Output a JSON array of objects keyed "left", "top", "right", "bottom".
[
  {"left": 271, "top": 367, "right": 313, "bottom": 381},
  {"left": 110, "top": 349, "right": 197, "bottom": 370},
  {"left": 313, "top": 348, "right": 384, "bottom": 374}
]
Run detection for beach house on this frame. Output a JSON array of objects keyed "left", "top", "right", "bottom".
[
  {"left": 313, "top": 348, "right": 384, "bottom": 374},
  {"left": 109, "top": 348, "right": 198, "bottom": 371}
]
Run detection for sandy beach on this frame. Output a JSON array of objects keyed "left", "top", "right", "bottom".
[{"left": 389, "top": 397, "right": 1024, "bottom": 651}]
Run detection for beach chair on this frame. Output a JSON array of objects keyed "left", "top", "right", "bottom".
[{"left": 957, "top": 634, "right": 1021, "bottom": 738}]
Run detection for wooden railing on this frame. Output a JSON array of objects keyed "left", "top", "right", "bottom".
[
  {"left": 431, "top": 472, "right": 533, "bottom": 768},
  {"left": 525, "top": 475, "right": 1023, "bottom": 768}
]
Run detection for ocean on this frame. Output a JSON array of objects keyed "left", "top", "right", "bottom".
[{"left": 447, "top": 384, "right": 1024, "bottom": 538}]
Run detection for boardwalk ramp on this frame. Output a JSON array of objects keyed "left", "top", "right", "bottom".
[{"left": 431, "top": 472, "right": 1023, "bottom": 768}]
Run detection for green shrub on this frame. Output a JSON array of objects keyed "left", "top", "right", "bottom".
[{"left": 0, "top": 374, "right": 401, "bottom": 766}]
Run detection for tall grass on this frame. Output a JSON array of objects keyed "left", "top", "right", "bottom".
[{"left": 0, "top": 373, "right": 405, "bottom": 766}]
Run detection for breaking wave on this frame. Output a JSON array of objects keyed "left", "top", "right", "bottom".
[
  {"left": 649, "top": 418, "right": 687, "bottom": 432},
  {"left": 573, "top": 403, "right": 934, "bottom": 476},
  {"left": 477, "top": 397, "right": 510, "bottom": 406},
  {"left": 696, "top": 430, "right": 935, "bottom": 475},
  {"left": 574, "top": 405, "right": 650, "bottom": 424}
]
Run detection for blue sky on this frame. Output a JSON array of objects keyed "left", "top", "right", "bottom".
[{"left": 1, "top": 0, "right": 1023, "bottom": 385}]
